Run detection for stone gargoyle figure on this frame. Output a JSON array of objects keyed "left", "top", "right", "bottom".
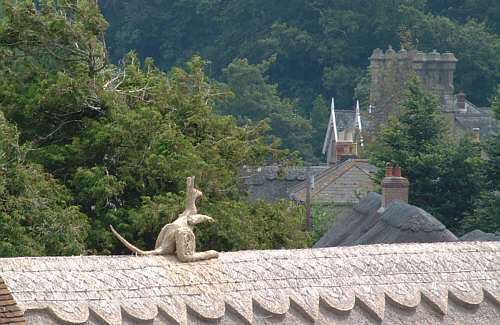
[{"left": 110, "top": 176, "right": 219, "bottom": 262}]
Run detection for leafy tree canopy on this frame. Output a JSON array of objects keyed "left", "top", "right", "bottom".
[
  {"left": 219, "top": 57, "right": 313, "bottom": 160},
  {"left": 369, "top": 78, "right": 484, "bottom": 232},
  {"left": 97, "top": 0, "right": 500, "bottom": 161},
  {"left": 0, "top": 0, "right": 310, "bottom": 256},
  {"left": 0, "top": 111, "right": 89, "bottom": 257},
  {"left": 462, "top": 86, "right": 500, "bottom": 234},
  {"left": 101, "top": 0, "right": 500, "bottom": 112}
]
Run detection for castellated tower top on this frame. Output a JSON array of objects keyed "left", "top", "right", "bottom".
[
  {"left": 368, "top": 46, "right": 458, "bottom": 121},
  {"left": 369, "top": 47, "right": 458, "bottom": 63}
]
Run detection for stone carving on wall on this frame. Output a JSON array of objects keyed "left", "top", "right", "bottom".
[{"left": 110, "top": 176, "right": 219, "bottom": 262}]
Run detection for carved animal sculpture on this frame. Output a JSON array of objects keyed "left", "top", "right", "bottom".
[{"left": 110, "top": 176, "right": 219, "bottom": 262}]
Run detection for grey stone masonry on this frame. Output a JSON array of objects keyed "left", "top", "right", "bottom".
[
  {"left": 369, "top": 47, "right": 457, "bottom": 111},
  {"left": 367, "top": 46, "right": 498, "bottom": 142}
]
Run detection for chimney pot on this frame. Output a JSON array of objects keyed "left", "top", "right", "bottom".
[
  {"left": 381, "top": 163, "right": 409, "bottom": 209},
  {"left": 457, "top": 92, "right": 466, "bottom": 111},
  {"left": 393, "top": 165, "right": 401, "bottom": 177},
  {"left": 472, "top": 128, "right": 480, "bottom": 143},
  {"left": 385, "top": 162, "right": 393, "bottom": 177}
]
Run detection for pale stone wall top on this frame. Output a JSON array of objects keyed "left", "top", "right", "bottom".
[{"left": 0, "top": 242, "right": 499, "bottom": 324}]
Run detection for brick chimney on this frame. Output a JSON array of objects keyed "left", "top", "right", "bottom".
[
  {"left": 472, "top": 128, "right": 480, "bottom": 144},
  {"left": 381, "top": 163, "right": 409, "bottom": 210},
  {"left": 457, "top": 92, "right": 466, "bottom": 112}
]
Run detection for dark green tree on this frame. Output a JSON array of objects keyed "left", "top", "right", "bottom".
[
  {"left": 100, "top": 0, "right": 500, "bottom": 107},
  {"left": 426, "top": 0, "right": 500, "bottom": 34},
  {"left": 220, "top": 58, "right": 313, "bottom": 160},
  {"left": 399, "top": 5, "right": 500, "bottom": 106},
  {"left": 0, "top": 1, "right": 311, "bottom": 255},
  {"left": 462, "top": 86, "right": 500, "bottom": 234},
  {"left": 99, "top": 0, "right": 500, "bottom": 160},
  {"left": 0, "top": 112, "right": 89, "bottom": 257},
  {"left": 369, "top": 77, "right": 484, "bottom": 231},
  {"left": 310, "top": 95, "right": 329, "bottom": 159},
  {"left": 0, "top": 0, "right": 108, "bottom": 174}
]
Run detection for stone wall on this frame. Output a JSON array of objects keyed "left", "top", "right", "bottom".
[{"left": 368, "top": 46, "right": 458, "bottom": 124}]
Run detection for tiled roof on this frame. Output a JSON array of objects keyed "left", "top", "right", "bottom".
[
  {"left": 242, "top": 166, "right": 329, "bottom": 185},
  {"left": 0, "top": 277, "right": 25, "bottom": 325},
  {"left": 329, "top": 108, "right": 371, "bottom": 131},
  {"left": 290, "top": 159, "right": 377, "bottom": 203},
  {"left": 1, "top": 242, "right": 499, "bottom": 324},
  {"left": 241, "top": 165, "right": 329, "bottom": 202},
  {"left": 333, "top": 109, "right": 357, "bottom": 130},
  {"left": 455, "top": 112, "right": 499, "bottom": 139}
]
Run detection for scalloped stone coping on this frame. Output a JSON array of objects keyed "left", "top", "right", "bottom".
[{"left": 1, "top": 241, "right": 499, "bottom": 324}]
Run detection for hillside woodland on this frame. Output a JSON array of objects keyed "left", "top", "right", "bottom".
[{"left": 101, "top": 0, "right": 500, "bottom": 158}]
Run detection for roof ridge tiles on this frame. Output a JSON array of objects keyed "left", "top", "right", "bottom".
[
  {"left": 288, "top": 159, "right": 355, "bottom": 195},
  {"left": 0, "top": 277, "right": 26, "bottom": 325}
]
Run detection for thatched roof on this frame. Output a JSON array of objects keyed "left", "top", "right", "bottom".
[
  {"left": 0, "top": 277, "right": 26, "bottom": 324},
  {"left": 461, "top": 230, "right": 500, "bottom": 242},
  {"left": 1, "top": 242, "right": 499, "bottom": 324},
  {"left": 314, "top": 192, "right": 458, "bottom": 248},
  {"left": 313, "top": 192, "right": 382, "bottom": 247}
]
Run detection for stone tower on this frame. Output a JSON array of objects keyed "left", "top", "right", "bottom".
[
  {"left": 367, "top": 46, "right": 498, "bottom": 141},
  {"left": 369, "top": 47, "right": 458, "bottom": 120}
]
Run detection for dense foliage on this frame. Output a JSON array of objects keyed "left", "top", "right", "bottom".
[
  {"left": 0, "top": 112, "right": 89, "bottom": 257},
  {"left": 0, "top": 1, "right": 498, "bottom": 257},
  {"left": 462, "top": 86, "right": 500, "bottom": 234},
  {"left": 219, "top": 58, "right": 313, "bottom": 159},
  {"left": 100, "top": 0, "right": 500, "bottom": 159},
  {"left": 369, "top": 78, "right": 485, "bottom": 232},
  {"left": 0, "top": 1, "right": 310, "bottom": 256}
]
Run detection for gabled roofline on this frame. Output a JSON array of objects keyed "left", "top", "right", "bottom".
[
  {"left": 322, "top": 98, "right": 338, "bottom": 154},
  {"left": 289, "top": 159, "right": 374, "bottom": 202}
]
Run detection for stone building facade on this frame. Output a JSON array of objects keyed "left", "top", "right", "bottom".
[
  {"left": 369, "top": 46, "right": 457, "bottom": 113},
  {"left": 368, "top": 47, "right": 498, "bottom": 140}
]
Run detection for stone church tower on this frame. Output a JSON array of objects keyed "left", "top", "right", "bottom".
[
  {"left": 368, "top": 47, "right": 458, "bottom": 121},
  {"left": 367, "top": 46, "right": 497, "bottom": 140}
]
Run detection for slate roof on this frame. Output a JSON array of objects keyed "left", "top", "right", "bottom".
[
  {"left": 290, "top": 159, "right": 377, "bottom": 204},
  {"left": 241, "top": 165, "right": 329, "bottom": 202},
  {"left": 0, "top": 276, "right": 26, "bottom": 325},
  {"left": 455, "top": 111, "right": 499, "bottom": 139},
  {"left": 314, "top": 192, "right": 458, "bottom": 248},
  {"left": 326, "top": 107, "right": 371, "bottom": 129},
  {"left": 1, "top": 242, "right": 500, "bottom": 324},
  {"left": 332, "top": 109, "right": 357, "bottom": 131}
]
